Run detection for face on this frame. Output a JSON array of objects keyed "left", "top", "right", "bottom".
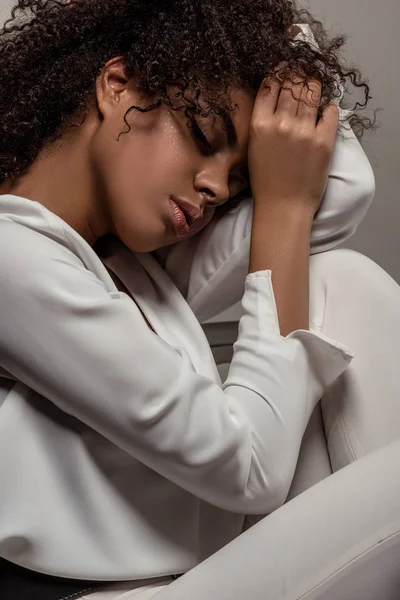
[{"left": 90, "top": 59, "right": 254, "bottom": 253}]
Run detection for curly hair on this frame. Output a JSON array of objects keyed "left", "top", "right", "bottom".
[{"left": 0, "top": 0, "right": 377, "bottom": 184}]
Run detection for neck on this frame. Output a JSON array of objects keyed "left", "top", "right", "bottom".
[{"left": 0, "top": 131, "right": 108, "bottom": 246}]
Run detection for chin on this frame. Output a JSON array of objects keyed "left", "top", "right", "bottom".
[
  {"left": 119, "top": 231, "right": 171, "bottom": 254},
  {"left": 114, "top": 221, "right": 163, "bottom": 253},
  {"left": 117, "top": 215, "right": 203, "bottom": 254},
  {"left": 127, "top": 240, "right": 160, "bottom": 253}
]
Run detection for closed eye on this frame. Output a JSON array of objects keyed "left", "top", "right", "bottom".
[{"left": 191, "top": 118, "right": 213, "bottom": 154}]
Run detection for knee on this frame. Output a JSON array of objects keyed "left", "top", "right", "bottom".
[
  {"left": 311, "top": 247, "right": 375, "bottom": 276},
  {"left": 308, "top": 248, "right": 397, "bottom": 331},
  {"left": 309, "top": 248, "right": 393, "bottom": 289}
]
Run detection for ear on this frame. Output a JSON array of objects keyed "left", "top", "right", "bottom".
[{"left": 95, "top": 56, "right": 132, "bottom": 119}]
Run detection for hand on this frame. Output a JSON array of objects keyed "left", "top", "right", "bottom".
[{"left": 247, "top": 65, "right": 339, "bottom": 217}]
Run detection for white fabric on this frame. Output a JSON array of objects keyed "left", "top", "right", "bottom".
[
  {"left": 0, "top": 194, "right": 352, "bottom": 579},
  {"left": 150, "top": 439, "right": 400, "bottom": 600},
  {"left": 309, "top": 249, "right": 400, "bottom": 470},
  {"left": 78, "top": 577, "right": 172, "bottom": 600},
  {"left": 204, "top": 327, "right": 333, "bottom": 502},
  {"left": 253, "top": 247, "right": 400, "bottom": 503},
  {"left": 286, "top": 404, "right": 332, "bottom": 501},
  {"left": 77, "top": 442, "right": 400, "bottom": 600},
  {"left": 214, "top": 248, "right": 400, "bottom": 532},
  {"left": 78, "top": 248, "right": 400, "bottom": 600}
]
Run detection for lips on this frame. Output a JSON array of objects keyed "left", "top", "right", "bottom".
[
  {"left": 170, "top": 196, "right": 202, "bottom": 227},
  {"left": 168, "top": 197, "right": 190, "bottom": 237}
]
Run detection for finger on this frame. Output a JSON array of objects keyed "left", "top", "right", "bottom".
[
  {"left": 316, "top": 102, "right": 340, "bottom": 149},
  {"left": 252, "top": 61, "right": 291, "bottom": 118},
  {"left": 276, "top": 76, "right": 306, "bottom": 117},
  {"left": 252, "top": 75, "right": 282, "bottom": 119},
  {"left": 297, "top": 79, "right": 323, "bottom": 123}
]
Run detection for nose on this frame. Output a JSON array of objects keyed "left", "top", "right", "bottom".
[
  {"left": 198, "top": 188, "right": 229, "bottom": 214},
  {"left": 195, "top": 164, "right": 238, "bottom": 212}
]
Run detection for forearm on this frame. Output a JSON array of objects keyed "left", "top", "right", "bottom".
[{"left": 249, "top": 202, "right": 313, "bottom": 336}]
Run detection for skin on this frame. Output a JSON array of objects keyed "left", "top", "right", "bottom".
[{"left": 0, "top": 57, "right": 253, "bottom": 253}]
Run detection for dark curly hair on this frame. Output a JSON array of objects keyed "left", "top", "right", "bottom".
[{"left": 0, "top": 0, "right": 377, "bottom": 184}]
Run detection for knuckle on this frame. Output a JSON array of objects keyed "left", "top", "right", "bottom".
[
  {"left": 250, "top": 118, "right": 272, "bottom": 138},
  {"left": 275, "top": 118, "right": 292, "bottom": 136}
]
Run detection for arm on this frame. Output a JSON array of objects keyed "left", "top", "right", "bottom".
[
  {"left": 0, "top": 219, "right": 353, "bottom": 514},
  {"left": 249, "top": 203, "right": 313, "bottom": 336}
]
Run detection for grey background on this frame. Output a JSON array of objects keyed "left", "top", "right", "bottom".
[{"left": 1, "top": 0, "right": 398, "bottom": 322}]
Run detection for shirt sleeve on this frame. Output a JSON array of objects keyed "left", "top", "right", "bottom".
[{"left": 0, "top": 220, "right": 353, "bottom": 515}]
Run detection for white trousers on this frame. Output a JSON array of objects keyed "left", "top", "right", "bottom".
[{"left": 80, "top": 249, "right": 400, "bottom": 600}]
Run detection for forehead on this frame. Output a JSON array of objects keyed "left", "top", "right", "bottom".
[{"left": 223, "top": 88, "right": 254, "bottom": 148}]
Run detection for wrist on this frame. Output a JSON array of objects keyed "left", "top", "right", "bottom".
[
  {"left": 249, "top": 202, "right": 312, "bottom": 275},
  {"left": 252, "top": 200, "right": 314, "bottom": 230}
]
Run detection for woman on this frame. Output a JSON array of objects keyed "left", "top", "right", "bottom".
[{"left": 1, "top": 1, "right": 400, "bottom": 599}]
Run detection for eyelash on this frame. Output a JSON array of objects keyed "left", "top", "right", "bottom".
[{"left": 191, "top": 119, "right": 213, "bottom": 153}]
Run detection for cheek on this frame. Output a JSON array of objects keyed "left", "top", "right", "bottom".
[
  {"left": 92, "top": 115, "right": 202, "bottom": 250},
  {"left": 109, "top": 133, "right": 187, "bottom": 202}
]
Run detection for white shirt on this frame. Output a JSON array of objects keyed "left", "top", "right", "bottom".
[{"left": 0, "top": 125, "right": 374, "bottom": 580}]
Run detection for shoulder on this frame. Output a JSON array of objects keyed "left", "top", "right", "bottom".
[
  {"left": 0, "top": 217, "right": 81, "bottom": 280},
  {"left": 0, "top": 218, "right": 109, "bottom": 306}
]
